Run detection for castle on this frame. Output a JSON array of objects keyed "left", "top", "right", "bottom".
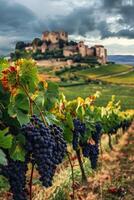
[
  {"left": 25, "top": 31, "right": 107, "bottom": 64},
  {"left": 42, "top": 31, "right": 68, "bottom": 43}
]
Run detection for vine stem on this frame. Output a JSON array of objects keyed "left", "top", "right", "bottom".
[
  {"left": 100, "top": 137, "right": 103, "bottom": 158},
  {"left": 76, "top": 149, "right": 87, "bottom": 183},
  {"left": 29, "top": 163, "right": 34, "bottom": 200},
  {"left": 67, "top": 151, "right": 75, "bottom": 199},
  {"left": 108, "top": 133, "right": 113, "bottom": 150},
  {"left": 19, "top": 83, "right": 48, "bottom": 126}
]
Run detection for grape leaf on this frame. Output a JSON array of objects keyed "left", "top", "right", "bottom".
[
  {"left": 0, "top": 128, "right": 13, "bottom": 149},
  {"left": 16, "top": 109, "right": 30, "bottom": 126},
  {"left": 9, "top": 137, "right": 25, "bottom": 162},
  {"left": 0, "top": 149, "right": 7, "bottom": 166}
]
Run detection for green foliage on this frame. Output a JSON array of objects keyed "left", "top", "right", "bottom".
[
  {"left": 19, "top": 59, "right": 39, "bottom": 91},
  {"left": 44, "top": 82, "right": 59, "bottom": 110},
  {"left": 15, "top": 41, "right": 26, "bottom": 50},
  {"left": 0, "top": 58, "right": 9, "bottom": 78},
  {"left": 9, "top": 134, "right": 26, "bottom": 161},
  {"left": 0, "top": 128, "right": 13, "bottom": 149},
  {"left": 0, "top": 175, "right": 9, "bottom": 189},
  {"left": 0, "top": 150, "right": 8, "bottom": 166},
  {"left": 32, "top": 38, "right": 43, "bottom": 47}
]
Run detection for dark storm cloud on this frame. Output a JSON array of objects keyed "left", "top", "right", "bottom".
[
  {"left": 0, "top": 0, "right": 37, "bottom": 35},
  {"left": 0, "top": 0, "right": 134, "bottom": 40},
  {"left": 101, "top": 0, "right": 134, "bottom": 38},
  {"left": 45, "top": 0, "right": 134, "bottom": 39},
  {"left": 0, "top": 0, "right": 134, "bottom": 55},
  {"left": 48, "top": 6, "right": 96, "bottom": 36}
]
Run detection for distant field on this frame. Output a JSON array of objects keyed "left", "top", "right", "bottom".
[
  {"left": 76, "top": 64, "right": 133, "bottom": 78},
  {"left": 37, "top": 63, "right": 134, "bottom": 109},
  {"left": 101, "top": 70, "right": 134, "bottom": 85},
  {"left": 60, "top": 83, "right": 134, "bottom": 110}
]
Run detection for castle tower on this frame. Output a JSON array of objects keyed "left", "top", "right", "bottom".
[
  {"left": 42, "top": 31, "right": 50, "bottom": 41},
  {"left": 59, "top": 31, "right": 68, "bottom": 41}
]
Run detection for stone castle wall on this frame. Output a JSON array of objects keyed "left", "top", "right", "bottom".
[{"left": 42, "top": 31, "right": 68, "bottom": 44}]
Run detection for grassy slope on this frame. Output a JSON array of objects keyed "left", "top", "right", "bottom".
[
  {"left": 38, "top": 63, "right": 134, "bottom": 109},
  {"left": 101, "top": 71, "right": 134, "bottom": 84},
  {"left": 73, "top": 64, "right": 132, "bottom": 78}
]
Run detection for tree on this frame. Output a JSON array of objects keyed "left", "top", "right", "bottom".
[
  {"left": 32, "top": 38, "right": 43, "bottom": 47},
  {"left": 15, "top": 41, "right": 26, "bottom": 50}
]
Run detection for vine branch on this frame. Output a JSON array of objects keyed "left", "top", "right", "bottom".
[
  {"left": 19, "top": 83, "right": 48, "bottom": 126},
  {"left": 67, "top": 151, "right": 75, "bottom": 199}
]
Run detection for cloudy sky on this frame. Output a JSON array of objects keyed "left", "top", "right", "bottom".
[{"left": 0, "top": 0, "right": 134, "bottom": 55}]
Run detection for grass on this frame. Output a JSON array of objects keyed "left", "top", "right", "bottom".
[
  {"left": 63, "top": 64, "right": 133, "bottom": 79},
  {"left": 101, "top": 71, "right": 134, "bottom": 85},
  {"left": 60, "top": 83, "right": 134, "bottom": 110},
  {"left": 37, "top": 63, "right": 134, "bottom": 109}
]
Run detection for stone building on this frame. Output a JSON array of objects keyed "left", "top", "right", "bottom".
[
  {"left": 42, "top": 31, "right": 68, "bottom": 44},
  {"left": 86, "top": 47, "right": 95, "bottom": 56},
  {"left": 41, "top": 43, "right": 48, "bottom": 53},
  {"left": 59, "top": 31, "right": 68, "bottom": 42},
  {"left": 25, "top": 46, "right": 33, "bottom": 52},
  {"left": 93, "top": 45, "right": 107, "bottom": 64},
  {"left": 78, "top": 41, "right": 94, "bottom": 57},
  {"left": 63, "top": 46, "right": 78, "bottom": 57}
]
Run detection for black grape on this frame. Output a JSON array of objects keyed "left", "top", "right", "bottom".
[
  {"left": 1, "top": 156, "right": 28, "bottom": 200},
  {"left": 72, "top": 119, "right": 86, "bottom": 150},
  {"left": 21, "top": 115, "right": 67, "bottom": 188},
  {"left": 82, "top": 143, "right": 99, "bottom": 169},
  {"left": 92, "top": 122, "right": 102, "bottom": 144}
]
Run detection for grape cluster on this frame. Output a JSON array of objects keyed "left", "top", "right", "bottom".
[
  {"left": 92, "top": 122, "right": 102, "bottom": 144},
  {"left": 121, "top": 120, "right": 131, "bottom": 131},
  {"left": 1, "top": 156, "right": 28, "bottom": 200},
  {"left": 72, "top": 119, "right": 86, "bottom": 150},
  {"left": 21, "top": 115, "right": 67, "bottom": 188},
  {"left": 81, "top": 122, "right": 102, "bottom": 169},
  {"left": 82, "top": 143, "right": 99, "bottom": 169}
]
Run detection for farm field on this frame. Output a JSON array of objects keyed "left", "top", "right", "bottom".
[
  {"left": 73, "top": 64, "right": 133, "bottom": 78},
  {"left": 38, "top": 63, "right": 134, "bottom": 109},
  {"left": 101, "top": 70, "right": 134, "bottom": 84}
]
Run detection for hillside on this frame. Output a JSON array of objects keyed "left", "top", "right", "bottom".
[{"left": 38, "top": 63, "right": 134, "bottom": 109}]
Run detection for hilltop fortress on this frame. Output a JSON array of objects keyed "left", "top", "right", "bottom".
[
  {"left": 24, "top": 31, "right": 107, "bottom": 64},
  {"left": 42, "top": 31, "right": 68, "bottom": 43}
]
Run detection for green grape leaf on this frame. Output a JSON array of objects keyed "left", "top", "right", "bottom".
[
  {"left": 45, "top": 112, "right": 60, "bottom": 125},
  {"left": 15, "top": 93, "right": 29, "bottom": 111},
  {"left": 9, "top": 137, "right": 26, "bottom": 162},
  {"left": 66, "top": 112, "right": 74, "bottom": 130},
  {"left": 45, "top": 82, "right": 59, "bottom": 110},
  {"left": 76, "top": 106, "right": 85, "bottom": 121},
  {"left": 0, "top": 175, "right": 9, "bottom": 189},
  {"left": 0, "top": 128, "right": 13, "bottom": 149},
  {"left": 35, "top": 91, "right": 45, "bottom": 108},
  {"left": 0, "top": 149, "right": 7, "bottom": 166},
  {"left": 16, "top": 109, "right": 30, "bottom": 126},
  {"left": 62, "top": 125, "right": 73, "bottom": 143},
  {"left": 8, "top": 101, "right": 16, "bottom": 117}
]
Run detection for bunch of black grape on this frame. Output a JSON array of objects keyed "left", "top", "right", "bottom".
[
  {"left": 121, "top": 119, "right": 131, "bottom": 131},
  {"left": 21, "top": 115, "right": 67, "bottom": 188},
  {"left": 72, "top": 119, "right": 86, "bottom": 150},
  {"left": 1, "top": 155, "right": 28, "bottom": 200},
  {"left": 81, "top": 122, "right": 102, "bottom": 169}
]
